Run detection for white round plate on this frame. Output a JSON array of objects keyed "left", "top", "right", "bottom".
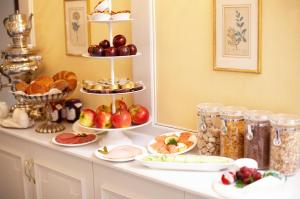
[
  {"left": 147, "top": 132, "right": 197, "bottom": 155},
  {"left": 212, "top": 175, "right": 286, "bottom": 199},
  {"left": 52, "top": 133, "right": 98, "bottom": 147},
  {"left": 94, "top": 144, "right": 147, "bottom": 162},
  {"left": 82, "top": 52, "right": 141, "bottom": 59},
  {"left": 0, "top": 118, "right": 34, "bottom": 129},
  {"left": 88, "top": 18, "right": 133, "bottom": 23},
  {"left": 74, "top": 117, "right": 151, "bottom": 132},
  {"left": 79, "top": 86, "right": 146, "bottom": 96}
]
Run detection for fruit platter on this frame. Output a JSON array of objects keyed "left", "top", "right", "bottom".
[
  {"left": 136, "top": 154, "right": 235, "bottom": 171},
  {"left": 213, "top": 166, "right": 286, "bottom": 199},
  {"left": 84, "top": 35, "right": 139, "bottom": 58},
  {"left": 77, "top": 99, "right": 150, "bottom": 131},
  {"left": 148, "top": 132, "right": 197, "bottom": 155},
  {"left": 95, "top": 144, "right": 147, "bottom": 162},
  {"left": 52, "top": 132, "right": 97, "bottom": 147}
]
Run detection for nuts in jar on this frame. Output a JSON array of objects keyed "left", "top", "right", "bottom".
[
  {"left": 270, "top": 114, "right": 300, "bottom": 175},
  {"left": 244, "top": 110, "right": 272, "bottom": 169},
  {"left": 220, "top": 106, "right": 247, "bottom": 160},
  {"left": 197, "top": 103, "right": 223, "bottom": 156}
]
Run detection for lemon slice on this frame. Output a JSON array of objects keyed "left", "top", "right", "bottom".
[{"left": 164, "top": 136, "right": 179, "bottom": 145}]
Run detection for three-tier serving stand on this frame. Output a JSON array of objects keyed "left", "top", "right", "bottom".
[{"left": 73, "top": 0, "right": 151, "bottom": 145}]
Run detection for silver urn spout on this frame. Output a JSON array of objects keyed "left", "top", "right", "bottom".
[{"left": 3, "top": 11, "right": 33, "bottom": 48}]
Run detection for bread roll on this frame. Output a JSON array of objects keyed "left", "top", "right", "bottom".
[
  {"left": 50, "top": 79, "right": 69, "bottom": 91},
  {"left": 15, "top": 82, "right": 28, "bottom": 92},
  {"left": 25, "top": 82, "right": 49, "bottom": 94},
  {"left": 53, "top": 71, "right": 77, "bottom": 91},
  {"left": 34, "top": 76, "right": 54, "bottom": 88}
]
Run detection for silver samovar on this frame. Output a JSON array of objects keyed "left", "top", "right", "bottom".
[{"left": 0, "top": 11, "right": 43, "bottom": 119}]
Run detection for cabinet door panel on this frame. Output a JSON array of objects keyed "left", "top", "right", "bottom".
[
  {"left": 31, "top": 145, "right": 94, "bottom": 199},
  {"left": 94, "top": 164, "right": 184, "bottom": 199},
  {"left": 35, "top": 164, "right": 82, "bottom": 199},
  {"left": 0, "top": 149, "right": 25, "bottom": 199}
]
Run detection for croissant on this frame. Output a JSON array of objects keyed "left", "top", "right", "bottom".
[
  {"left": 53, "top": 71, "right": 77, "bottom": 91},
  {"left": 34, "top": 76, "right": 54, "bottom": 88},
  {"left": 50, "top": 79, "right": 69, "bottom": 92},
  {"left": 15, "top": 81, "right": 28, "bottom": 92},
  {"left": 25, "top": 82, "right": 49, "bottom": 94}
]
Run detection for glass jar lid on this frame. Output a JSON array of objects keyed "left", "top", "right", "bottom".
[
  {"left": 245, "top": 110, "right": 272, "bottom": 122},
  {"left": 196, "top": 103, "right": 223, "bottom": 114},
  {"left": 221, "top": 106, "right": 247, "bottom": 118},
  {"left": 270, "top": 114, "right": 300, "bottom": 127}
]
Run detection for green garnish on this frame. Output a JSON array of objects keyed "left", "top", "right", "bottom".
[
  {"left": 263, "top": 171, "right": 282, "bottom": 180},
  {"left": 235, "top": 180, "right": 245, "bottom": 188},
  {"left": 98, "top": 146, "right": 108, "bottom": 154},
  {"left": 167, "top": 138, "right": 178, "bottom": 146}
]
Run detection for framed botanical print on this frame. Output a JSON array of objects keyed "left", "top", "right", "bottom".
[
  {"left": 64, "top": 0, "right": 90, "bottom": 56},
  {"left": 213, "top": 0, "right": 262, "bottom": 73}
]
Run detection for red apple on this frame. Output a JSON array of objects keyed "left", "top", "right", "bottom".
[
  {"left": 79, "top": 108, "right": 96, "bottom": 127},
  {"left": 99, "top": 40, "right": 110, "bottom": 49},
  {"left": 111, "top": 99, "right": 127, "bottom": 112},
  {"left": 95, "top": 111, "right": 112, "bottom": 128},
  {"left": 127, "top": 44, "right": 137, "bottom": 55},
  {"left": 88, "top": 45, "right": 97, "bottom": 55},
  {"left": 111, "top": 109, "right": 132, "bottom": 128},
  {"left": 96, "top": 105, "right": 111, "bottom": 113},
  {"left": 129, "top": 105, "right": 149, "bottom": 125},
  {"left": 117, "top": 46, "right": 130, "bottom": 56},
  {"left": 113, "top": 34, "right": 126, "bottom": 47},
  {"left": 93, "top": 45, "right": 104, "bottom": 56},
  {"left": 104, "top": 47, "right": 117, "bottom": 56}
]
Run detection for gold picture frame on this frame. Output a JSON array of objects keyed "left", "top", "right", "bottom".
[
  {"left": 213, "top": 0, "right": 262, "bottom": 73},
  {"left": 64, "top": 0, "right": 91, "bottom": 56}
]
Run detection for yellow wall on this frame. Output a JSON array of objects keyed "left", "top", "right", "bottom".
[
  {"left": 33, "top": 0, "right": 132, "bottom": 109},
  {"left": 156, "top": 0, "right": 300, "bottom": 130}
]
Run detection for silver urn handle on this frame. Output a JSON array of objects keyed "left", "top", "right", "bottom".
[{"left": 26, "top": 13, "right": 33, "bottom": 31}]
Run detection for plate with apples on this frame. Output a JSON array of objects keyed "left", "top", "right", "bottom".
[{"left": 75, "top": 99, "right": 151, "bottom": 132}]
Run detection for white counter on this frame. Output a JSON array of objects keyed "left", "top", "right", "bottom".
[{"left": 0, "top": 123, "right": 299, "bottom": 199}]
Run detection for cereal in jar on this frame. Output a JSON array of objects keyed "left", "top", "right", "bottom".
[
  {"left": 197, "top": 103, "right": 223, "bottom": 156},
  {"left": 220, "top": 106, "right": 247, "bottom": 160},
  {"left": 270, "top": 114, "right": 300, "bottom": 175},
  {"left": 244, "top": 110, "right": 272, "bottom": 169}
]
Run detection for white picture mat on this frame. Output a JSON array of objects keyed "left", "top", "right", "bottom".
[
  {"left": 215, "top": 0, "right": 259, "bottom": 71},
  {"left": 64, "top": 0, "right": 89, "bottom": 55}
]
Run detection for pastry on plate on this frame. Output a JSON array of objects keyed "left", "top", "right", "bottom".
[{"left": 111, "top": 10, "right": 131, "bottom": 21}]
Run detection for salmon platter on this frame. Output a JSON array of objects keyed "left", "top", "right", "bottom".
[
  {"left": 52, "top": 132, "right": 97, "bottom": 147},
  {"left": 147, "top": 132, "right": 197, "bottom": 155}
]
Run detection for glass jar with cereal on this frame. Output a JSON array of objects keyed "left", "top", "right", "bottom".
[
  {"left": 270, "top": 114, "right": 300, "bottom": 175},
  {"left": 220, "top": 106, "right": 247, "bottom": 160},
  {"left": 197, "top": 103, "right": 223, "bottom": 156},
  {"left": 244, "top": 110, "right": 272, "bottom": 169}
]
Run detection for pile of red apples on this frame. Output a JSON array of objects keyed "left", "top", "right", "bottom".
[{"left": 79, "top": 100, "right": 149, "bottom": 129}]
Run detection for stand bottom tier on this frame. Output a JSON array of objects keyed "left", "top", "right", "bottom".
[
  {"left": 98, "top": 131, "right": 133, "bottom": 146},
  {"left": 36, "top": 122, "right": 65, "bottom": 133}
]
